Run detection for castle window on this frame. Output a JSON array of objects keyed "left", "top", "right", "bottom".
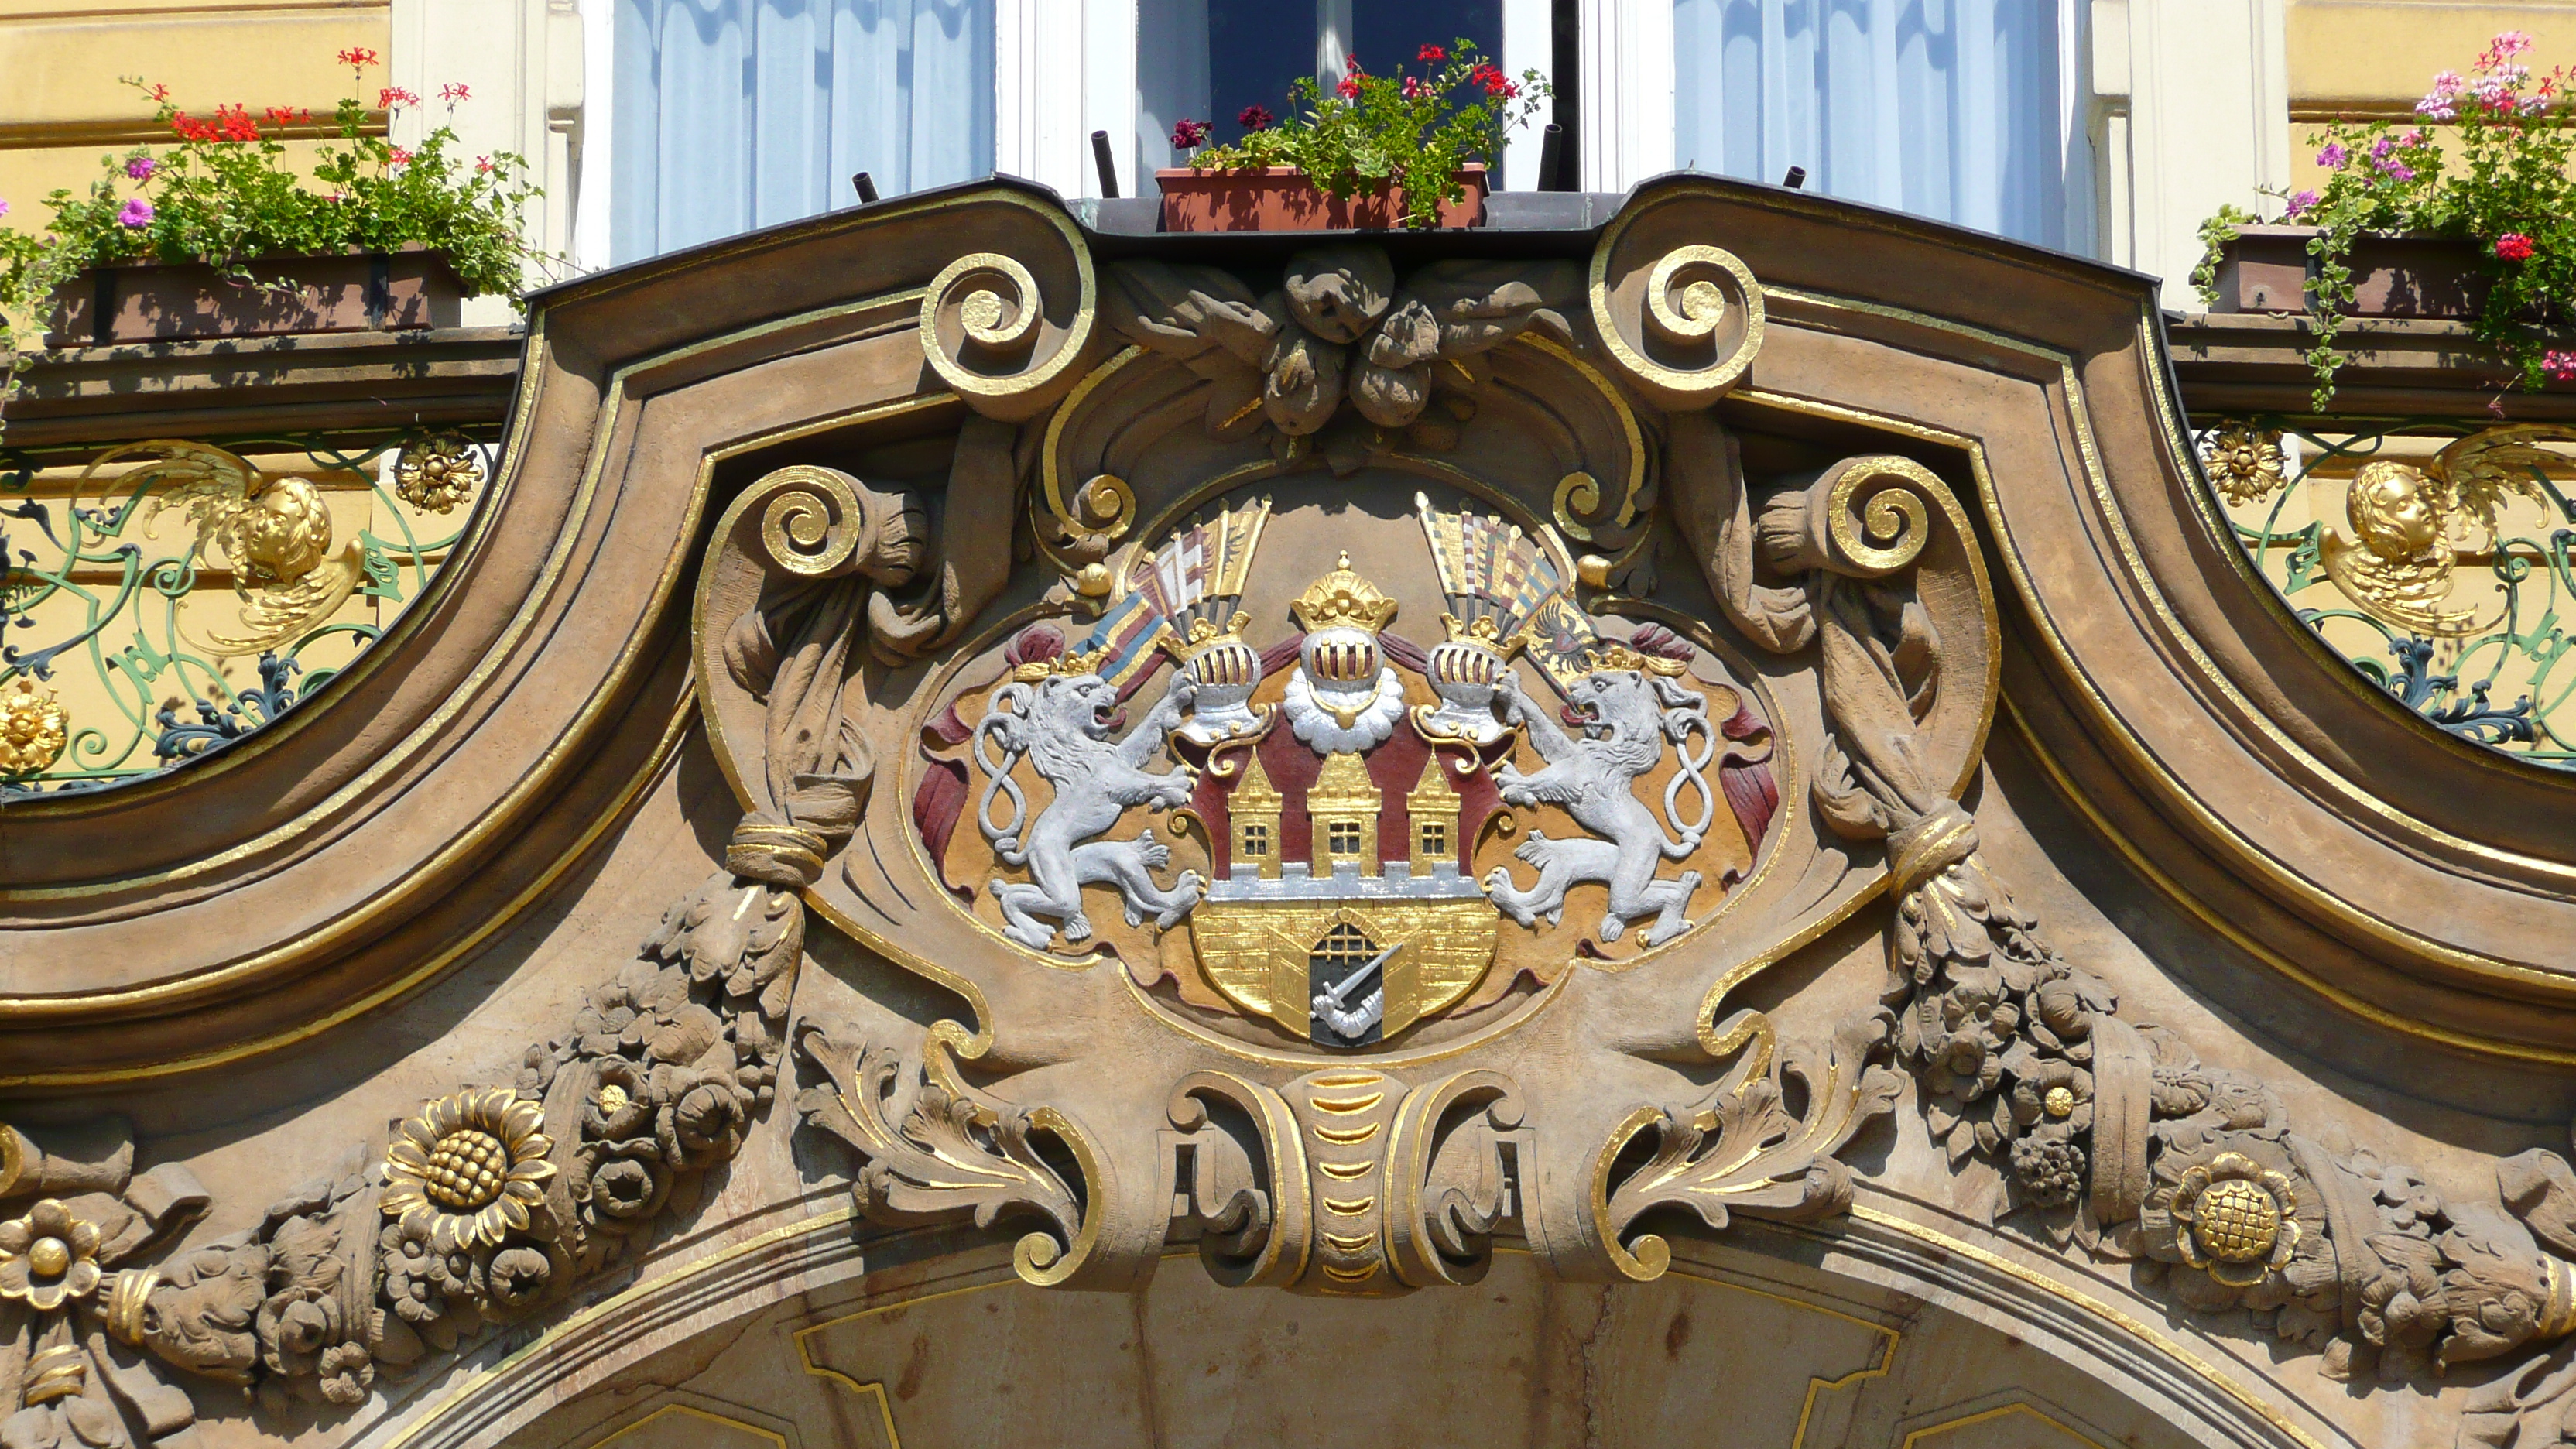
[
  {"left": 1327, "top": 820, "right": 1363, "bottom": 854},
  {"left": 1240, "top": 821, "right": 1270, "bottom": 857},
  {"left": 1418, "top": 820, "right": 1447, "bottom": 858}
]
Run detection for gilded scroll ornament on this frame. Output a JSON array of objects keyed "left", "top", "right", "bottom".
[
  {"left": 918, "top": 244, "right": 1097, "bottom": 421},
  {"left": 1584, "top": 200, "right": 1766, "bottom": 411},
  {"left": 1595, "top": 1011, "right": 1900, "bottom": 1281},
  {"left": 0, "top": 677, "right": 67, "bottom": 776},
  {"left": 392, "top": 433, "right": 485, "bottom": 514}
]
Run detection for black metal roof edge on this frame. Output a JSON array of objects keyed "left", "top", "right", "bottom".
[{"left": 529, "top": 168, "right": 2166, "bottom": 307}]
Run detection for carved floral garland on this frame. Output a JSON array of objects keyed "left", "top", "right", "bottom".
[{"left": 0, "top": 468, "right": 937, "bottom": 1447}]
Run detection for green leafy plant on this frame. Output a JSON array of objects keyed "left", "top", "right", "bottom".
[
  {"left": 0, "top": 49, "right": 545, "bottom": 420},
  {"left": 2194, "top": 30, "right": 2576, "bottom": 409},
  {"left": 1168, "top": 39, "right": 1550, "bottom": 230}
]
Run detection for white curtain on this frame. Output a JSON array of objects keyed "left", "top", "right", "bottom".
[
  {"left": 1672, "top": 0, "right": 2069, "bottom": 248},
  {"left": 614, "top": 0, "right": 995, "bottom": 262}
]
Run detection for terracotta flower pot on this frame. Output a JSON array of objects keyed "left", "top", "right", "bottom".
[
  {"left": 2210, "top": 225, "right": 2496, "bottom": 319},
  {"left": 1156, "top": 164, "right": 1488, "bottom": 233},
  {"left": 45, "top": 246, "right": 467, "bottom": 348}
]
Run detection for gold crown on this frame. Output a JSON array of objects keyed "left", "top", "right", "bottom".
[
  {"left": 1181, "top": 612, "right": 1253, "bottom": 650},
  {"left": 1011, "top": 643, "right": 1110, "bottom": 682},
  {"left": 1588, "top": 641, "right": 1690, "bottom": 677},
  {"left": 1438, "top": 613, "right": 1527, "bottom": 654},
  {"left": 1290, "top": 553, "right": 1398, "bottom": 635}
]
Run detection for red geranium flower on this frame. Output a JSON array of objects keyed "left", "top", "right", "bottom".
[
  {"left": 1419, "top": 43, "right": 1445, "bottom": 62},
  {"left": 2498, "top": 232, "right": 2537, "bottom": 261},
  {"left": 1237, "top": 104, "right": 1273, "bottom": 131},
  {"left": 379, "top": 86, "right": 421, "bottom": 109},
  {"left": 337, "top": 46, "right": 379, "bottom": 68},
  {"left": 1170, "top": 117, "right": 1211, "bottom": 148}
]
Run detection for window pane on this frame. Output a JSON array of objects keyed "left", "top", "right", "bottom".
[
  {"left": 1138, "top": 0, "right": 1317, "bottom": 180},
  {"left": 1215, "top": 0, "right": 1321, "bottom": 136},
  {"left": 1671, "top": 0, "right": 2067, "bottom": 248},
  {"left": 1354, "top": 0, "right": 1499, "bottom": 75}
]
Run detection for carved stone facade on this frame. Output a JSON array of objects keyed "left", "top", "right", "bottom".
[{"left": 9, "top": 179, "right": 2576, "bottom": 1448}]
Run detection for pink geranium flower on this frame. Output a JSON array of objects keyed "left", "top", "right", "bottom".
[{"left": 118, "top": 197, "right": 153, "bottom": 227}]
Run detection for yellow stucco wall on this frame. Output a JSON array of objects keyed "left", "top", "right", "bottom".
[
  {"left": 2285, "top": 2, "right": 2576, "bottom": 195},
  {"left": 0, "top": 1, "right": 389, "bottom": 221}
]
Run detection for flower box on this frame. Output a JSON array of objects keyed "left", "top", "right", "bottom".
[
  {"left": 2209, "top": 225, "right": 2492, "bottom": 319},
  {"left": 1156, "top": 164, "right": 1488, "bottom": 233},
  {"left": 43, "top": 247, "right": 466, "bottom": 348}
]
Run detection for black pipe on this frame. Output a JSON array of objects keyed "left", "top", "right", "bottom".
[
  {"left": 1092, "top": 130, "right": 1120, "bottom": 199},
  {"left": 1781, "top": 165, "right": 1807, "bottom": 190},
  {"left": 851, "top": 171, "right": 879, "bottom": 204},
  {"left": 1536, "top": 124, "right": 1566, "bottom": 194}
]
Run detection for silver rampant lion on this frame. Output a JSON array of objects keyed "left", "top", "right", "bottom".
[
  {"left": 974, "top": 669, "right": 1204, "bottom": 948},
  {"left": 1483, "top": 665, "right": 1716, "bottom": 946}
]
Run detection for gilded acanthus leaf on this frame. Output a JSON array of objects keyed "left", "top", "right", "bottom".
[
  {"left": 1601, "top": 1009, "right": 1899, "bottom": 1271},
  {"left": 794, "top": 1023, "right": 1090, "bottom": 1275}
]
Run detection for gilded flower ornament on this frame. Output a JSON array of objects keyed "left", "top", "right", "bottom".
[
  {"left": 393, "top": 434, "right": 484, "bottom": 515},
  {"left": 382, "top": 1087, "right": 557, "bottom": 1251},
  {"left": 2201, "top": 422, "right": 2289, "bottom": 505},
  {"left": 0, "top": 676, "right": 69, "bottom": 776},
  {"left": 0, "top": 1198, "right": 104, "bottom": 1311},
  {"left": 2167, "top": 1149, "right": 2301, "bottom": 1287}
]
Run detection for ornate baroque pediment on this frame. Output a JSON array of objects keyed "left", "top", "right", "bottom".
[{"left": 18, "top": 179, "right": 2576, "bottom": 1448}]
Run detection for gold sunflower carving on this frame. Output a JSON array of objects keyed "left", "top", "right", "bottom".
[
  {"left": 382, "top": 1087, "right": 557, "bottom": 1251},
  {"left": 2167, "top": 1149, "right": 2300, "bottom": 1287}
]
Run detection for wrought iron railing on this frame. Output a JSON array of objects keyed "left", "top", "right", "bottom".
[
  {"left": 2196, "top": 416, "right": 2576, "bottom": 767},
  {"left": 1, "top": 429, "right": 494, "bottom": 794}
]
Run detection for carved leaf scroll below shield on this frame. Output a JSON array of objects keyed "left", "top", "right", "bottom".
[{"left": 911, "top": 485, "right": 1780, "bottom": 1054}]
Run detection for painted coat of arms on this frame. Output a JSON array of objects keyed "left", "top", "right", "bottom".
[{"left": 920, "top": 491, "right": 1776, "bottom": 1050}]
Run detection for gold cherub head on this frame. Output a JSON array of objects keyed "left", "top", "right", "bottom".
[
  {"left": 2347, "top": 460, "right": 2442, "bottom": 561},
  {"left": 1290, "top": 553, "right": 1399, "bottom": 635}
]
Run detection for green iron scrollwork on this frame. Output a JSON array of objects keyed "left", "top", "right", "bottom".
[
  {"left": 0, "top": 427, "right": 492, "bottom": 796},
  {"left": 2197, "top": 416, "right": 2576, "bottom": 767}
]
